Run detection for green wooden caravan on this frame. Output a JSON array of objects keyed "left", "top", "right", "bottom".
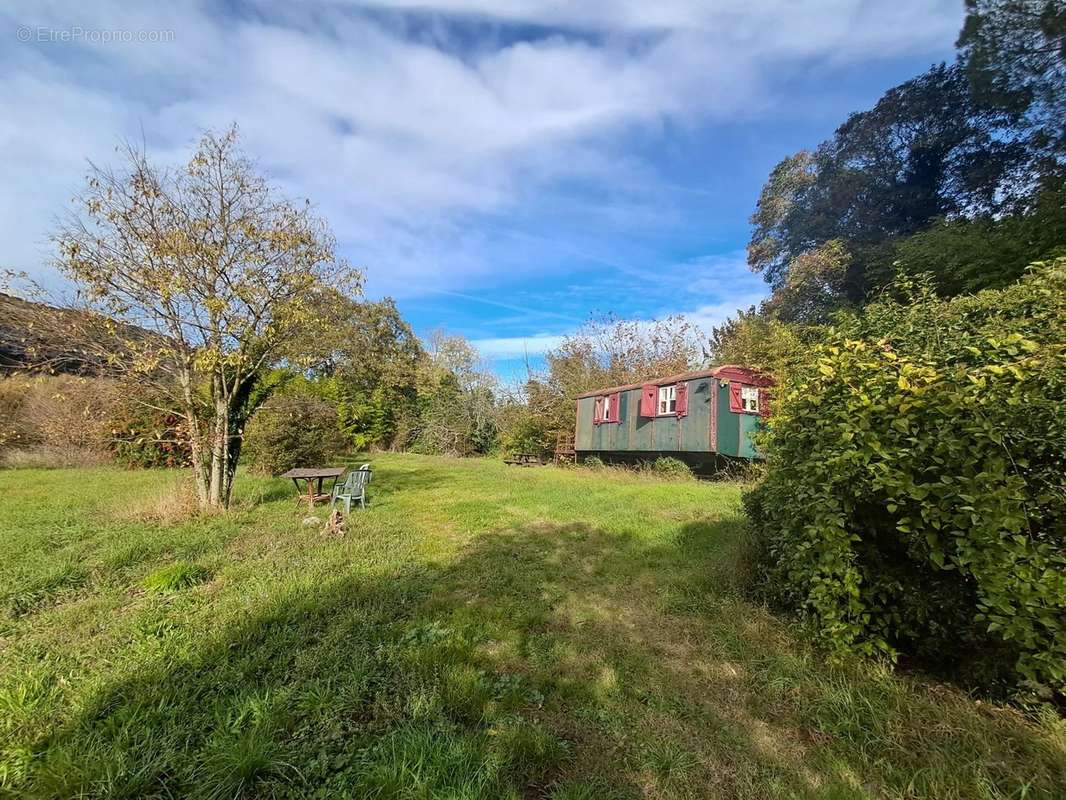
[{"left": 575, "top": 365, "right": 771, "bottom": 469}]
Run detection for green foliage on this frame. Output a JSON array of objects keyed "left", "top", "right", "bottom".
[
  {"left": 142, "top": 562, "right": 211, "bottom": 593},
  {"left": 582, "top": 456, "right": 604, "bottom": 469},
  {"left": 746, "top": 260, "right": 1066, "bottom": 698},
  {"left": 749, "top": 65, "right": 1031, "bottom": 302},
  {"left": 411, "top": 332, "right": 499, "bottom": 457},
  {"left": 243, "top": 394, "right": 345, "bottom": 476},
  {"left": 708, "top": 308, "right": 817, "bottom": 384},
  {"left": 496, "top": 400, "right": 555, "bottom": 460},
  {"left": 957, "top": 0, "right": 1066, "bottom": 158},
  {"left": 649, "top": 457, "right": 694, "bottom": 480},
  {"left": 761, "top": 239, "right": 853, "bottom": 324},
  {"left": 747, "top": 34, "right": 1063, "bottom": 320},
  {"left": 304, "top": 296, "right": 426, "bottom": 450},
  {"left": 872, "top": 181, "right": 1066, "bottom": 296}
]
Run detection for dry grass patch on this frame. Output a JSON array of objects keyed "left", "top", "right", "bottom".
[
  {"left": 0, "top": 445, "right": 109, "bottom": 470},
  {"left": 114, "top": 477, "right": 203, "bottom": 524}
]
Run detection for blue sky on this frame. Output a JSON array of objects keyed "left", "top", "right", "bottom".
[{"left": 1, "top": 1, "right": 962, "bottom": 381}]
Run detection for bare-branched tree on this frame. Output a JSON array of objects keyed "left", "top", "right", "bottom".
[{"left": 52, "top": 126, "right": 362, "bottom": 509}]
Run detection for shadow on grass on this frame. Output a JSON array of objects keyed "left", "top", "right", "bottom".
[{"left": 22, "top": 521, "right": 1066, "bottom": 799}]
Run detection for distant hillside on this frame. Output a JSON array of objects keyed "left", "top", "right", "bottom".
[{"left": 0, "top": 293, "right": 159, "bottom": 375}]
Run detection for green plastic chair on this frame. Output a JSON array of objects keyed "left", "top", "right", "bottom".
[{"left": 331, "top": 468, "right": 371, "bottom": 512}]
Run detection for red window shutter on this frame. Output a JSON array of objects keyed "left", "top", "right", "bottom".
[
  {"left": 639, "top": 384, "right": 657, "bottom": 417},
  {"left": 593, "top": 396, "right": 603, "bottom": 424},
  {"left": 675, "top": 381, "right": 688, "bottom": 417},
  {"left": 609, "top": 392, "right": 620, "bottom": 423},
  {"left": 728, "top": 383, "right": 742, "bottom": 413},
  {"left": 758, "top": 388, "right": 771, "bottom": 417}
]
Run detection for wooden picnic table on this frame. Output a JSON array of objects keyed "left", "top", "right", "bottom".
[
  {"left": 279, "top": 466, "right": 346, "bottom": 508},
  {"left": 504, "top": 453, "right": 541, "bottom": 466}
]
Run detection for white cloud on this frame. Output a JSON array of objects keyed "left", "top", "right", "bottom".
[
  {"left": 0, "top": 0, "right": 960, "bottom": 301},
  {"left": 470, "top": 332, "right": 566, "bottom": 359},
  {"left": 361, "top": 0, "right": 960, "bottom": 56},
  {"left": 681, "top": 297, "right": 764, "bottom": 332}
]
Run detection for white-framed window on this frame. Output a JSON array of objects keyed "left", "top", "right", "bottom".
[
  {"left": 741, "top": 386, "right": 760, "bottom": 413},
  {"left": 658, "top": 384, "right": 676, "bottom": 415},
  {"left": 601, "top": 395, "right": 612, "bottom": 422}
]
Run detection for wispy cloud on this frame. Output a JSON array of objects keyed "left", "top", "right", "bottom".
[
  {"left": 1, "top": 0, "right": 959, "bottom": 293},
  {"left": 470, "top": 333, "right": 567, "bottom": 359},
  {"left": 433, "top": 290, "right": 584, "bottom": 323}
]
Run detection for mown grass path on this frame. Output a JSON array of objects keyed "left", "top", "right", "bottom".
[{"left": 0, "top": 454, "right": 1063, "bottom": 798}]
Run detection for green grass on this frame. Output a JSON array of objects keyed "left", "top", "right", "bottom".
[
  {"left": 141, "top": 562, "right": 212, "bottom": 593},
  {"left": 0, "top": 453, "right": 1063, "bottom": 798}
]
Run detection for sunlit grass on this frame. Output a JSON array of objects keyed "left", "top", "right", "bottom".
[
  {"left": 141, "top": 561, "right": 212, "bottom": 593},
  {"left": 0, "top": 454, "right": 1062, "bottom": 798}
]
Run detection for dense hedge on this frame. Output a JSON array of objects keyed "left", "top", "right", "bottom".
[
  {"left": 746, "top": 260, "right": 1066, "bottom": 698},
  {"left": 244, "top": 394, "right": 345, "bottom": 476}
]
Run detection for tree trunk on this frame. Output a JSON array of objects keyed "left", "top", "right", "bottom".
[
  {"left": 189, "top": 434, "right": 210, "bottom": 509},
  {"left": 207, "top": 395, "right": 230, "bottom": 509},
  {"left": 178, "top": 365, "right": 210, "bottom": 508},
  {"left": 188, "top": 371, "right": 262, "bottom": 511},
  {"left": 218, "top": 374, "right": 263, "bottom": 509}
]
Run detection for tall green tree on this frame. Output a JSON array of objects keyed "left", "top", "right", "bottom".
[
  {"left": 877, "top": 180, "right": 1066, "bottom": 295},
  {"left": 958, "top": 0, "right": 1066, "bottom": 160},
  {"left": 414, "top": 332, "right": 498, "bottom": 456},
  {"left": 749, "top": 63, "right": 1030, "bottom": 315},
  {"left": 307, "top": 295, "right": 426, "bottom": 449}
]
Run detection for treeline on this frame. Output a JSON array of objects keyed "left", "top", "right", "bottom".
[
  {"left": 0, "top": 295, "right": 713, "bottom": 474},
  {"left": 0, "top": 294, "right": 502, "bottom": 471},
  {"left": 242, "top": 300, "right": 502, "bottom": 473},
  {"left": 730, "top": 0, "right": 1066, "bottom": 702},
  {"left": 0, "top": 128, "right": 517, "bottom": 497}
]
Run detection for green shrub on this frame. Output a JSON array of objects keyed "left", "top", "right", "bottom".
[
  {"left": 244, "top": 394, "right": 344, "bottom": 476},
  {"left": 649, "top": 457, "right": 693, "bottom": 480},
  {"left": 497, "top": 402, "right": 555, "bottom": 460},
  {"left": 582, "top": 456, "right": 604, "bottom": 469},
  {"left": 746, "top": 260, "right": 1066, "bottom": 699}
]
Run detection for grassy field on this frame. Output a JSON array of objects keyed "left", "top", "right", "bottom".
[{"left": 0, "top": 454, "right": 1063, "bottom": 799}]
